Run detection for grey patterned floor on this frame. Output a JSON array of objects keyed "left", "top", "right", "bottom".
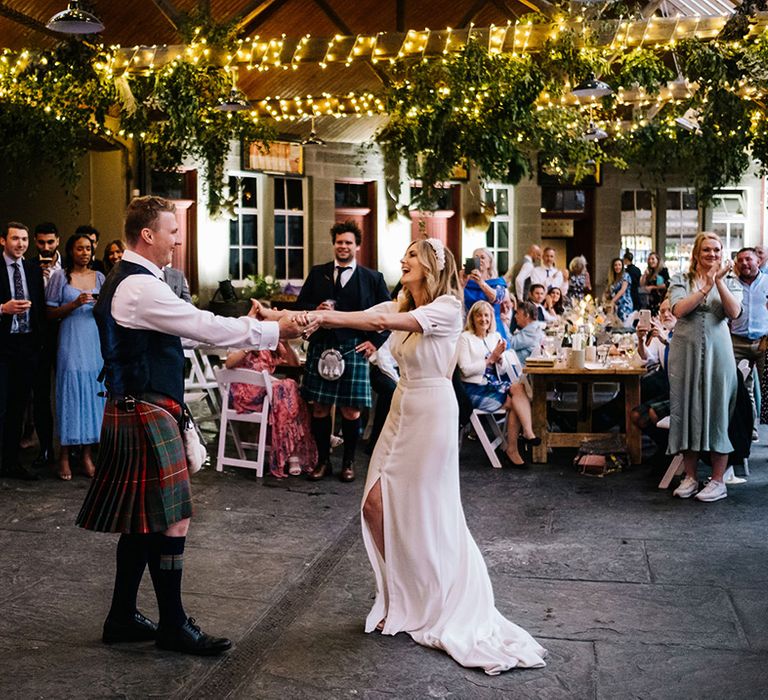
[{"left": 1, "top": 428, "right": 767, "bottom": 699}]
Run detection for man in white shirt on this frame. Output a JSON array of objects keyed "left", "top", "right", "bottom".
[
  {"left": 529, "top": 247, "right": 566, "bottom": 294},
  {"left": 513, "top": 244, "right": 542, "bottom": 302},
  {"left": 76, "top": 196, "right": 307, "bottom": 658}
]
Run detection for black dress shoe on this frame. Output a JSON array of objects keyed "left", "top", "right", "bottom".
[
  {"left": 339, "top": 460, "right": 355, "bottom": 482},
  {"left": 0, "top": 464, "right": 39, "bottom": 481},
  {"left": 307, "top": 460, "right": 332, "bottom": 481},
  {"left": 156, "top": 617, "right": 232, "bottom": 656},
  {"left": 103, "top": 611, "right": 158, "bottom": 644}
]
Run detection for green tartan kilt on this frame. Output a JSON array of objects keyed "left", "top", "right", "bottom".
[
  {"left": 76, "top": 394, "right": 193, "bottom": 534},
  {"left": 301, "top": 338, "right": 372, "bottom": 408}
]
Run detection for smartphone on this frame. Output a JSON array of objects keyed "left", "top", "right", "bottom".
[
  {"left": 463, "top": 257, "right": 478, "bottom": 276},
  {"left": 637, "top": 309, "right": 652, "bottom": 331},
  {"left": 91, "top": 293, "right": 99, "bottom": 300}
]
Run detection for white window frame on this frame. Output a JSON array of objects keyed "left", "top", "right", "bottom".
[
  {"left": 226, "top": 171, "right": 265, "bottom": 283},
  {"left": 710, "top": 189, "right": 747, "bottom": 259},
  {"left": 273, "top": 176, "right": 308, "bottom": 284},
  {"left": 665, "top": 188, "right": 699, "bottom": 275},
  {"left": 483, "top": 184, "right": 514, "bottom": 277},
  {"left": 620, "top": 189, "right": 654, "bottom": 267}
]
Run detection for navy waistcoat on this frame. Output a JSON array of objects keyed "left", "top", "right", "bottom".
[{"left": 93, "top": 260, "right": 184, "bottom": 404}]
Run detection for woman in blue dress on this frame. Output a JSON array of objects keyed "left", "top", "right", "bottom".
[
  {"left": 46, "top": 234, "right": 106, "bottom": 480},
  {"left": 463, "top": 247, "right": 511, "bottom": 342},
  {"left": 605, "top": 257, "right": 634, "bottom": 323}
]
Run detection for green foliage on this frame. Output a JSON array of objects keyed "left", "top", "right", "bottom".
[{"left": 242, "top": 273, "right": 282, "bottom": 299}]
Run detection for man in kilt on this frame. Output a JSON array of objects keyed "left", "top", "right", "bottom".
[
  {"left": 77, "top": 196, "right": 307, "bottom": 656},
  {"left": 296, "top": 221, "right": 390, "bottom": 482}
]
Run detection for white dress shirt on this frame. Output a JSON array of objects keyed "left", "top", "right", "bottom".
[
  {"left": 515, "top": 255, "right": 534, "bottom": 301},
  {"left": 334, "top": 259, "right": 357, "bottom": 288},
  {"left": 530, "top": 266, "right": 566, "bottom": 293},
  {"left": 112, "top": 250, "right": 279, "bottom": 350}
]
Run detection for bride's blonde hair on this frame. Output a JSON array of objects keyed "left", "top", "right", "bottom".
[{"left": 398, "top": 239, "right": 462, "bottom": 312}]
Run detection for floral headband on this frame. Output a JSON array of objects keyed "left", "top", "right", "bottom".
[{"left": 425, "top": 238, "right": 446, "bottom": 271}]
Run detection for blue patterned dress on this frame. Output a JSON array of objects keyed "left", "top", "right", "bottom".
[
  {"left": 464, "top": 277, "right": 510, "bottom": 342},
  {"left": 610, "top": 271, "right": 634, "bottom": 321},
  {"left": 46, "top": 270, "right": 106, "bottom": 445}
]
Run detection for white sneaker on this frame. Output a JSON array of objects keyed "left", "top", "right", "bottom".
[
  {"left": 673, "top": 476, "right": 699, "bottom": 498},
  {"left": 695, "top": 479, "right": 727, "bottom": 502}
]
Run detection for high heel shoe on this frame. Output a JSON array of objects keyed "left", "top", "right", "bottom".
[{"left": 522, "top": 435, "right": 542, "bottom": 447}]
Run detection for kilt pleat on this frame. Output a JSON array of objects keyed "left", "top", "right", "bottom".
[{"left": 76, "top": 394, "right": 192, "bottom": 534}]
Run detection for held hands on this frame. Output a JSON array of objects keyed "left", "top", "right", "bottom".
[
  {"left": 277, "top": 311, "right": 316, "bottom": 340},
  {"left": 249, "top": 299, "right": 282, "bottom": 321}
]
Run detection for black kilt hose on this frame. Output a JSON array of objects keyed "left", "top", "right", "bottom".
[
  {"left": 302, "top": 337, "right": 372, "bottom": 408},
  {"left": 76, "top": 393, "right": 192, "bottom": 534}
]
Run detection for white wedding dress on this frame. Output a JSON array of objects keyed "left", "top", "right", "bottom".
[{"left": 362, "top": 295, "right": 547, "bottom": 675}]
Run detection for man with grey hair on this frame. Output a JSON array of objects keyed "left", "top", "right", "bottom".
[{"left": 513, "top": 244, "right": 542, "bottom": 302}]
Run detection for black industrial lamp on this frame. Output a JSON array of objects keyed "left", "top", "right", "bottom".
[{"left": 46, "top": 1, "right": 104, "bottom": 34}]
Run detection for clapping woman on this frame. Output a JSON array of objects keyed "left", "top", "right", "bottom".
[
  {"left": 668, "top": 232, "right": 741, "bottom": 502},
  {"left": 458, "top": 301, "right": 540, "bottom": 467},
  {"left": 46, "top": 234, "right": 106, "bottom": 480}
]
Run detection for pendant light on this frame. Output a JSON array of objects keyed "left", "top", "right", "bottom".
[
  {"left": 571, "top": 73, "right": 613, "bottom": 100},
  {"left": 301, "top": 116, "right": 326, "bottom": 146},
  {"left": 46, "top": 1, "right": 104, "bottom": 34},
  {"left": 214, "top": 69, "right": 249, "bottom": 112}
]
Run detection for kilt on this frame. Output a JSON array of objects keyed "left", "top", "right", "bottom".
[
  {"left": 76, "top": 394, "right": 192, "bottom": 534},
  {"left": 301, "top": 337, "right": 372, "bottom": 408}
]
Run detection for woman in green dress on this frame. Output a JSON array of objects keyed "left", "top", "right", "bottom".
[{"left": 668, "top": 232, "right": 741, "bottom": 503}]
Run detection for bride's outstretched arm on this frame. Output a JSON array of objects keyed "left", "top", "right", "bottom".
[{"left": 311, "top": 309, "right": 422, "bottom": 334}]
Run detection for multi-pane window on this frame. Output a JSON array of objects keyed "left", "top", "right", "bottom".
[
  {"left": 484, "top": 185, "right": 512, "bottom": 276},
  {"left": 228, "top": 175, "right": 259, "bottom": 279},
  {"left": 665, "top": 189, "right": 699, "bottom": 275},
  {"left": 274, "top": 177, "right": 305, "bottom": 281},
  {"left": 620, "top": 190, "right": 654, "bottom": 266},
  {"left": 709, "top": 190, "right": 746, "bottom": 260}
]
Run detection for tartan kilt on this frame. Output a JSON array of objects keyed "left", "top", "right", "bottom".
[
  {"left": 301, "top": 337, "right": 372, "bottom": 408},
  {"left": 76, "top": 394, "right": 192, "bottom": 534}
]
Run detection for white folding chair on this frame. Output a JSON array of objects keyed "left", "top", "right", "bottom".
[
  {"left": 469, "top": 408, "right": 508, "bottom": 470},
  {"left": 184, "top": 347, "right": 222, "bottom": 423},
  {"left": 214, "top": 367, "right": 273, "bottom": 478},
  {"left": 656, "top": 415, "right": 684, "bottom": 489}
]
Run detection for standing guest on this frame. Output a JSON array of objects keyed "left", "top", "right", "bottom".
[
  {"left": 103, "top": 239, "right": 125, "bottom": 273},
  {"left": 163, "top": 265, "right": 192, "bottom": 303},
  {"left": 755, "top": 244, "right": 768, "bottom": 273},
  {"left": 308, "top": 238, "right": 547, "bottom": 674},
  {"left": 668, "top": 232, "right": 741, "bottom": 503},
  {"left": 29, "top": 222, "right": 62, "bottom": 468},
  {"left": 565, "top": 255, "right": 591, "bottom": 304},
  {"left": 622, "top": 250, "right": 642, "bottom": 310},
  {"left": 364, "top": 335, "right": 398, "bottom": 455},
  {"left": 530, "top": 246, "right": 567, "bottom": 294},
  {"left": 512, "top": 244, "right": 542, "bottom": 302},
  {"left": 295, "top": 221, "right": 390, "bottom": 483},
  {"left": 76, "top": 224, "right": 106, "bottom": 273},
  {"left": 463, "top": 247, "right": 510, "bottom": 343},
  {"left": 605, "top": 258, "right": 634, "bottom": 323},
  {"left": 225, "top": 342, "right": 317, "bottom": 478},
  {"left": 544, "top": 286, "right": 566, "bottom": 316},
  {"left": 729, "top": 247, "right": 768, "bottom": 434},
  {"left": 457, "top": 301, "right": 540, "bottom": 467},
  {"left": 45, "top": 234, "right": 106, "bottom": 480},
  {"left": 640, "top": 251, "right": 670, "bottom": 314},
  {"left": 76, "top": 196, "right": 307, "bottom": 656},
  {"left": 0, "top": 222, "right": 45, "bottom": 480}
]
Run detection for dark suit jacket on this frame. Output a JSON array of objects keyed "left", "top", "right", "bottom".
[
  {"left": 0, "top": 257, "right": 45, "bottom": 352},
  {"left": 296, "top": 261, "right": 391, "bottom": 348}
]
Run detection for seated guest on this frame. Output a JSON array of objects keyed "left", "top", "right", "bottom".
[
  {"left": 457, "top": 301, "right": 539, "bottom": 467},
  {"left": 463, "top": 247, "right": 511, "bottom": 343},
  {"left": 544, "top": 286, "right": 566, "bottom": 316},
  {"left": 528, "top": 283, "right": 555, "bottom": 323},
  {"left": 225, "top": 342, "right": 317, "bottom": 479},
  {"left": 509, "top": 301, "right": 546, "bottom": 363},
  {"left": 102, "top": 239, "right": 124, "bottom": 273},
  {"left": 45, "top": 233, "right": 106, "bottom": 480}
]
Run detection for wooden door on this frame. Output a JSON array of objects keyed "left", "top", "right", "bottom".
[
  {"left": 170, "top": 199, "right": 197, "bottom": 293},
  {"left": 410, "top": 185, "right": 461, "bottom": 262}
]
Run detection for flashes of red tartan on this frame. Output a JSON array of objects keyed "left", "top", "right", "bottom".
[{"left": 76, "top": 394, "right": 192, "bottom": 534}]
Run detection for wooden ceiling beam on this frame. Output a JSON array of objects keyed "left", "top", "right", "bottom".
[
  {"left": 312, "top": 0, "right": 353, "bottom": 36},
  {"left": 237, "top": 0, "right": 291, "bottom": 36},
  {"left": 396, "top": 0, "right": 405, "bottom": 31},
  {"left": 149, "top": 0, "right": 183, "bottom": 30},
  {"left": 0, "top": 2, "right": 63, "bottom": 40},
  {"left": 459, "top": 0, "right": 489, "bottom": 28}
]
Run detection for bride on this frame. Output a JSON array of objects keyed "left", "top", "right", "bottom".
[{"left": 308, "top": 238, "right": 547, "bottom": 675}]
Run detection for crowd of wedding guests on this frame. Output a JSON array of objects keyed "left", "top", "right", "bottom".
[{"left": 2, "top": 216, "right": 766, "bottom": 501}]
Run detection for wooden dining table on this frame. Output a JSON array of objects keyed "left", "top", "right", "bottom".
[{"left": 523, "top": 363, "right": 647, "bottom": 465}]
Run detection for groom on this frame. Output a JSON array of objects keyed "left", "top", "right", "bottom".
[{"left": 297, "top": 221, "right": 390, "bottom": 482}]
